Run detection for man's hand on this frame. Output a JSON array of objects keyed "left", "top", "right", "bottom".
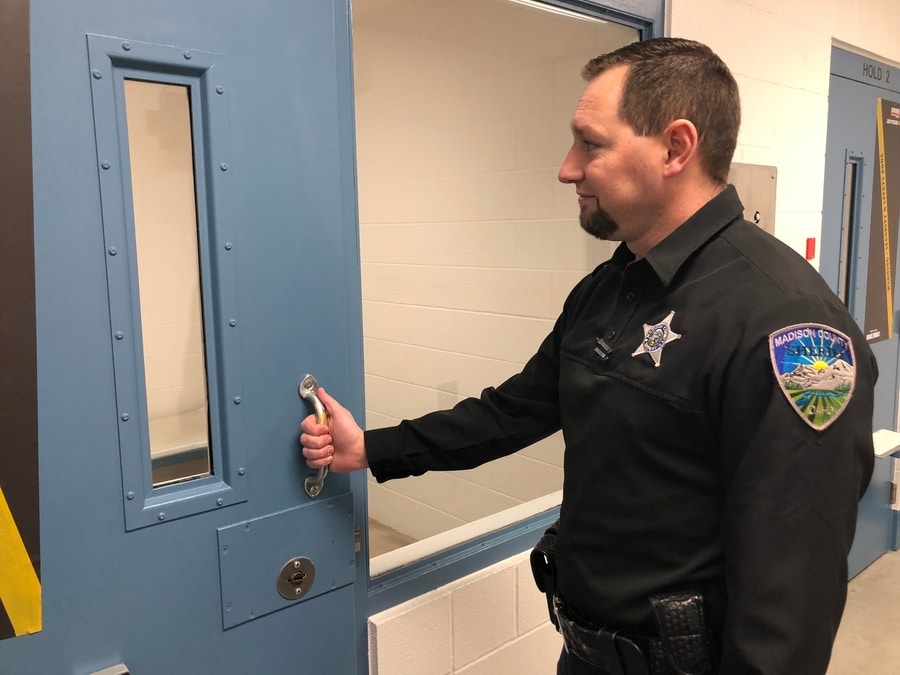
[{"left": 299, "top": 387, "right": 368, "bottom": 472}]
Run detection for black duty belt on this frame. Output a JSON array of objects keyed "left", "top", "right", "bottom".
[
  {"left": 531, "top": 521, "right": 715, "bottom": 674},
  {"left": 554, "top": 594, "right": 654, "bottom": 675}
]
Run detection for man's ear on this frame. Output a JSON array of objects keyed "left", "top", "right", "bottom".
[{"left": 662, "top": 119, "right": 699, "bottom": 177}]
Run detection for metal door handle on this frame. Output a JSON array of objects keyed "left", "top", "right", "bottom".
[{"left": 299, "top": 374, "right": 328, "bottom": 498}]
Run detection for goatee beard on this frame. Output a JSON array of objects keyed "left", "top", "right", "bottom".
[{"left": 580, "top": 204, "right": 619, "bottom": 240}]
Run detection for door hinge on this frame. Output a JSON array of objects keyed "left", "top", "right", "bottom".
[
  {"left": 892, "top": 456, "right": 900, "bottom": 511},
  {"left": 354, "top": 524, "right": 361, "bottom": 553}
]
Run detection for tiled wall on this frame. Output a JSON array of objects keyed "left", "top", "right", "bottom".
[
  {"left": 369, "top": 551, "right": 562, "bottom": 674},
  {"left": 366, "top": 0, "right": 900, "bottom": 672},
  {"left": 355, "top": 0, "right": 632, "bottom": 542}
]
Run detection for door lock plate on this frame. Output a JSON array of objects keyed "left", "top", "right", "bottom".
[
  {"left": 277, "top": 556, "right": 316, "bottom": 600},
  {"left": 217, "top": 494, "right": 354, "bottom": 628}
]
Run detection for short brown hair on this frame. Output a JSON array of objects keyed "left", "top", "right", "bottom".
[{"left": 582, "top": 38, "right": 740, "bottom": 184}]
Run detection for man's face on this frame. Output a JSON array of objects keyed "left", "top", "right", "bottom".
[{"left": 558, "top": 65, "right": 667, "bottom": 249}]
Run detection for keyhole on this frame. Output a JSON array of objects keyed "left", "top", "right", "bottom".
[{"left": 277, "top": 556, "right": 315, "bottom": 600}]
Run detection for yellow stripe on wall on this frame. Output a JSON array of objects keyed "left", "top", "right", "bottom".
[
  {"left": 876, "top": 98, "right": 894, "bottom": 338},
  {"left": 0, "top": 486, "right": 41, "bottom": 636}
]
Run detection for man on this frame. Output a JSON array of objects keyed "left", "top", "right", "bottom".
[{"left": 301, "top": 38, "right": 876, "bottom": 674}]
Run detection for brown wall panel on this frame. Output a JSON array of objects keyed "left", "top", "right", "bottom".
[{"left": 0, "top": 0, "right": 39, "bottom": 641}]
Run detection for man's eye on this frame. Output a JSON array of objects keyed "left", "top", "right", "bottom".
[{"left": 583, "top": 140, "right": 599, "bottom": 151}]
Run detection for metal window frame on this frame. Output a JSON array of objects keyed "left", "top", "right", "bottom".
[{"left": 87, "top": 34, "right": 247, "bottom": 530}]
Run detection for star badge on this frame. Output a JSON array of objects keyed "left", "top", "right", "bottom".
[{"left": 632, "top": 310, "right": 681, "bottom": 367}]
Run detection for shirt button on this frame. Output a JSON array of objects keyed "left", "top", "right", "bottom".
[{"left": 625, "top": 292, "right": 636, "bottom": 302}]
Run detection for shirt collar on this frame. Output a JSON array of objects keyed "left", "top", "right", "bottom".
[{"left": 626, "top": 184, "right": 745, "bottom": 287}]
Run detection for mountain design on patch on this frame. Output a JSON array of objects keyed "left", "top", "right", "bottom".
[
  {"left": 781, "top": 359, "right": 855, "bottom": 391},
  {"left": 769, "top": 323, "right": 856, "bottom": 430}
]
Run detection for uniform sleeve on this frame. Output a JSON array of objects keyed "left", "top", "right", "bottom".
[
  {"left": 715, "top": 293, "right": 876, "bottom": 674},
  {"left": 366, "top": 315, "right": 565, "bottom": 482}
]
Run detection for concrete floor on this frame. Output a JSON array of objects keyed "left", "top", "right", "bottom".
[
  {"left": 829, "top": 550, "right": 900, "bottom": 674},
  {"left": 368, "top": 518, "right": 416, "bottom": 558}
]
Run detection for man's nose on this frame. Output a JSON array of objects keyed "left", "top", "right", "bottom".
[{"left": 558, "top": 146, "right": 581, "bottom": 184}]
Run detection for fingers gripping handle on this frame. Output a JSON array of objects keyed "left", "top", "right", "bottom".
[
  {"left": 299, "top": 374, "right": 328, "bottom": 425},
  {"left": 299, "top": 374, "right": 328, "bottom": 498}
]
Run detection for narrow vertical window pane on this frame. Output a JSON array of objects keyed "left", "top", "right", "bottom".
[
  {"left": 123, "top": 79, "right": 211, "bottom": 487},
  {"left": 838, "top": 160, "right": 859, "bottom": 309}
]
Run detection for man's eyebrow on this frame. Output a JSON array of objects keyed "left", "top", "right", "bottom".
[
  {"left": 571, "top": 121, "right": 602, "bottom": 139},
  {"left": 570, "top": 121, "right": 590, "bottom": 136}
]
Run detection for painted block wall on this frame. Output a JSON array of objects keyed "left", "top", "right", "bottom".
[
  {"left": 368, "top": 2, "right": 900, "bottom": 673},
  {"left": 354, "top": 0, "right": 635, "bottom": 542},
  {"left": 369, "top": 551, "right": 562, "bottom": 674}
]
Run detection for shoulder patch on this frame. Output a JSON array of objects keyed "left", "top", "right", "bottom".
[{"left": 769, "top": 324, "right": 856, "bottom": 431}]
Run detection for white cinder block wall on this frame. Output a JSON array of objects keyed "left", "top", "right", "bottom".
[
  {"left": 355, "top": 0, "right": 635, "bottom": 543},
  {"left": 369, "top": 552, "right": 561, "bottom": 675},
  {"left": 365, "top": 1, "right": 900, "bottom": 674}
]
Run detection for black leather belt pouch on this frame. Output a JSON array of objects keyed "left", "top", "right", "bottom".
[
  {"left": 530, "top": 521, "right": 559, "bottom": 628},
  {"left": 648, "top": 590, "right": 712, "bottom": 674},
  {"left": 529, "top": 528, "right": 556, "bottom": 593}
]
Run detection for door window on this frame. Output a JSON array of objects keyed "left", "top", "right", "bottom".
[
  {"left": 87, "top": 35, "right": 247, "bottom": 529},
  {"left": 124, "top": 79, "right": 212, "bottom": 487}
]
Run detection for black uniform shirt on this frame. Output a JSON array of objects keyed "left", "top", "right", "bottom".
[{"left": 365, "top": 186, "right": 877, "bottom": 673}]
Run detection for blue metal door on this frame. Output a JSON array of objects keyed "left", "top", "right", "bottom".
[
  {"left": 820, "top": 47, "right": 900, "bottom": 577},
  {"left": 0, "top": 0, "right": 367, "bottom": 673}
]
